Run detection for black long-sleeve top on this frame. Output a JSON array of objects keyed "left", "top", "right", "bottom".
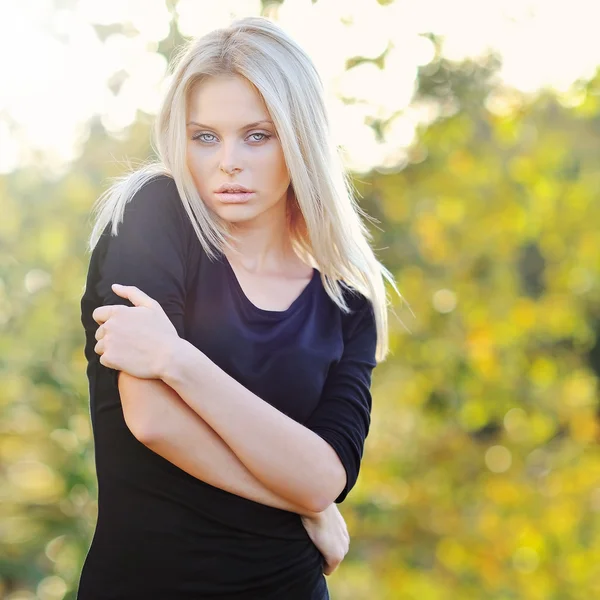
[{"left": 77, "top": 174, "right": 378, "bottom": 599}]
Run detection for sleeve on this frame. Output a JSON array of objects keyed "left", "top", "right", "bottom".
[
  {"left": 94, "top": 175, "right": 189, "bottom": 381},
  {"left": 304, "top": 292, "right": 378, "bottom": 503}
]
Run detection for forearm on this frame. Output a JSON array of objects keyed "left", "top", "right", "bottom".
[
  {"left": 160, "top": 340, "right": 346, "bottom": 513},
  {"left": 118, "top": 373, "right": 322, "bottom": 518}
]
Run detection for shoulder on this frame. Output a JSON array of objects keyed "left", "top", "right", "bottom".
[
  {"left": 340, "top": 282, "right": 373, "bottom": 317},
  {"left": 339, "top": 283, "right": 375, "bottom": 341},
  {"left": 125, "top": 174, "right": 182, "bottom": 217},
  {"left": 95, "top": 173, "right": 192, "bottom": 256},
  {"left": 108, "top": 173, "right": 192, "bottom": 243}
]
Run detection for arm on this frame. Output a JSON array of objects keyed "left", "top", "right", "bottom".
[
  {"left": 159, "top": 342, "right": 347, "bottom": 513},
  {"left": 119, "top": 372, "right": 353, "bottom": 576},
  {"left": 118, "top": 371, "right": 322, "bottom": 518},
  {"left": 158, "top": 291, "right": 378, "bottom": 512}
]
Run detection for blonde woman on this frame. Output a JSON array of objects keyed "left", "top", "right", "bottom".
[{"left": 78, "top": 15, "right": 399, "bottom": 600}]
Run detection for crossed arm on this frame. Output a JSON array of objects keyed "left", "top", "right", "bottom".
[{"left": 118, "top": 367, "right": 340, "bottom": 517}]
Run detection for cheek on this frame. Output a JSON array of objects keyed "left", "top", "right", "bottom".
[
  {"left": 187, "top": 145, "right": 212, "bottom": 172},
  {"left": 186, "top": 147, "right": 214, "bottom": 191},
  {"left": 256, "top": 145, "right": 289, "bottom": 185}
]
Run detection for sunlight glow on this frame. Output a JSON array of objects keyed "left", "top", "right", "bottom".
[
  {"left": 176, "top": 0, "right": 262, "bottom": 38},
  {"left": 1, "top": 0, "right": 600, "bottom": 174}
]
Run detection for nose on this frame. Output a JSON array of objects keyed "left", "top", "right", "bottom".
[
  {"left": 219, "top": 141, "right": 242, "bottom": 175},
  {"left": 220, "top": 164, "right": 241, "bottom": 175}
]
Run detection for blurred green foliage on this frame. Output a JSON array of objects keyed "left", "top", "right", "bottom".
[{"left": 1, "top": 51, "right": 600, "bottom": 600}]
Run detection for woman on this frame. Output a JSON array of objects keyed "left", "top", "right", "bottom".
[{"left": 78, "top": 15, "right": 400, "bottom": 600}]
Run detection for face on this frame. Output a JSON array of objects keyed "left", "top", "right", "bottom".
[{"left": 186, "top": 74, "right": 291, "bottom": 226}]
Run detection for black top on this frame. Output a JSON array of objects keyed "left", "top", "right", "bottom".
[{"left": 78, "top": 175, "right": 378, "bottom": 599}]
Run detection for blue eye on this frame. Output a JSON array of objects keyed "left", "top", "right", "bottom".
[
  {"left": 191, "top": 132, "right": 272, "bottom": 143},
  {"left": 248, "top": 133, "right": 271, "bottom": 142},
  {"left": 192, "top": 133, "right": 217, "bottom": 143}
]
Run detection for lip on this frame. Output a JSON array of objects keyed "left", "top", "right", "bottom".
[
  {"left": 215, "top": 191, "right": 256, "bottom": 203},
  {"left": 215, "top": 183, "right": 253, "bottom": 193}
]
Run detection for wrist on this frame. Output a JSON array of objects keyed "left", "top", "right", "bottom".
[{"left": 159, "top": 336, "right": 193, "bottom": 384}]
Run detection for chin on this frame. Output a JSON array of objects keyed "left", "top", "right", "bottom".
[
  {"left": 215, "top": 205, "right": 259, "bottom": 224},
  {"left": 208, "top": 197, "right": 283, "bottom": 225}
]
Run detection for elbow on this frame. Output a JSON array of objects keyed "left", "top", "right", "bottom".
[
  {"left": 309, "top": 496, "right": 334, "bottom": 514},
  {"left": 118, "top": 373, "right": 162, "bottom": 445},
  {"left": 309, "top": 459, "right": 347, "bottom": 513},
  {"left": 124, "top": 410, "right": 159, "bottom": 445},
  {"left": 130, "top": 419, "right": 160, "bottom": 446}
]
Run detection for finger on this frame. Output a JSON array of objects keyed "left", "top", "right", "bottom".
[
  {"left": 95, "top": 325, "right": 106, "bottom": 342},
  {"left": 112, "top": 284, "right": 159, "bottom": 309},
  {"left": 98, "top": 352, "right": 113, "bottom": 369},
  {"left": 324, "top": 559, "right": 339, "bottom": 576},
  {"left": 94, "top": 339, "right": 104, "bottom": 356},
  {"left": 92, "top": 305, "right": 113, "bottom": 325}
]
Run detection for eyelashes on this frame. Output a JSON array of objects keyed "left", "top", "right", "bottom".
[{"left": 191, "top": 132, "right": 272, "bottom": 144}]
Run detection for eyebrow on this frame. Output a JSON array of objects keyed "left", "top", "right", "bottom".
[{"left": 185, "top": 120, "right": 274, "bottom": 130}]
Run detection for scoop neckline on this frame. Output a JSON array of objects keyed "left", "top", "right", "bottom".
[{"left": 220, "top": 252, "right": 319, "bottom": 317}]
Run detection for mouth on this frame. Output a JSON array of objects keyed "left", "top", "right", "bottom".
[{"left": 215, "top": 191, "right": 256, "bottom": 204}]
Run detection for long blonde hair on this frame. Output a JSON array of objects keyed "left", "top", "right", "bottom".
[{"left": 87, "top": 16, "right": 404, "bottom": 362}]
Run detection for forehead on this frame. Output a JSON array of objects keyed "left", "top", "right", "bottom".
[{"left": 188, "top": 75, "right": 270, "bottom": 123}]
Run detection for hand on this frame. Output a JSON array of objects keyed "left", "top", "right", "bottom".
[
  {"left": 91, "top": 284, "right": 180, "bottom": 379},
  {"left": 301, "top": 503, "right": 350, "bottom": 576}
]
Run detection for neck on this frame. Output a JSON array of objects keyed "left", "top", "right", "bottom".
[{"left": 226, "top": 212, "right": 296, "bottom": 274}]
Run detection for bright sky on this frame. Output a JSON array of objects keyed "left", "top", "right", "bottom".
[{"left": 1, "top": 0, "right": 599, "bottom": 175}]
